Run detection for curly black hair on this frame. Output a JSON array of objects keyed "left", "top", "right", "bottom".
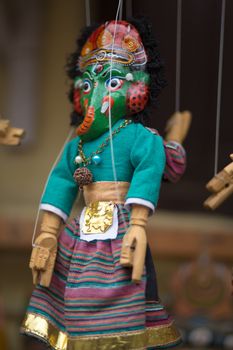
[{"left": 66, "top": 17, "right": 166, "bottom": 127}]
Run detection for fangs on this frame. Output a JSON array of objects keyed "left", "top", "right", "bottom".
[{"left": 101, "top": 101, "right": 109, "bottom": 114}]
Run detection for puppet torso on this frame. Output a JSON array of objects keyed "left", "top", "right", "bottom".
[{"left": 41, "top": 119, "right": 165, "bottom": 219}]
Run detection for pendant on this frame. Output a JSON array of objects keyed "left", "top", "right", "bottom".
[
  {"left": 92, "top": 155, "right": 102, "bottom": 165},
  {"left": 73, "top": 167, "right": 93, "bottom": 188}
]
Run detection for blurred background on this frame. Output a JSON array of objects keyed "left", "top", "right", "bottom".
[{"left": 0, "top": 0, "right": 232, "bottom": 349}]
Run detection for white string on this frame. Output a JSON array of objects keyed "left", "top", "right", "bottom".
[
  {"left": 175, "top": 0, "right": 182, "bottom": 112},
  {"left": 119, "top": 0, "right": 123, "bottom": 20},
  {"left": 32, "top": 0, "right": 126, "bottom": 247},
  {"left": 31, "top": 128, "right": 75, "bottom": 246},
  {"left": 126, "top": 0, "right": 133, "bottom": 19},
  {"left": 108, "top": 0, "right": 123, "bottom": 184},
  {"left": 214, "top": 0, "right": 226, "bottom": 175},
  {"left": 108, "top": 0, "right": 128, "bottom": 228},
  {"left": 85, "top": 0, "right": 91, "bottom": 27}
]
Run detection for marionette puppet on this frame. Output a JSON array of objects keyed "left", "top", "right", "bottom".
[
  {"left": 21, "top": 18, "right": 183, "bottom": 349},
  {"left": 204, "top": 154, "right": 233, "bottom": 209},
  {"left": 0, "top": 117, "right": 24, "bottom": 145}
]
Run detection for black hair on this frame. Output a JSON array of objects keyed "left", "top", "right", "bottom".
[
  {"left": 66, "top": 17, "right": 166, "bottom": 127},
  {"left": 66, "top": 23, "right": 99, "bottom": 126}
]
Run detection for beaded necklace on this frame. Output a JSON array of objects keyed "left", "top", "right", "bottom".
[{"left": 73, "top": 119, "right": 132, "bottom": 188}]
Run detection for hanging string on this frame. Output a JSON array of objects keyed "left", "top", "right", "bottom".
[
  {"left": 108, "top": 0, "right": 128, "bottom": 228},
  {"left": 31, "top": 128, "right": 74, "bottom": 246},
  {"left": 108, "top": 0, "right": 123, "bottom": 185},
  {"left": 175, "top": 0, "right": 182, "bottom": 112},
  {"left": 32, "top": 0, "right": 126, "bottom": 247},
  {"left": 85, "top": 0, "right": 91, "bottom": 26},
  {"left": 119, "top": 0, "right": 123, "bottom": 20},
  {"left": 31, "top": 0, "right": 93, "bottom": 247},
  {"left": 214, "top": 0, "right": 226, "bottom": 175},
  {"left": 126, "top": 0, "right": 133, "bottom": 19}
]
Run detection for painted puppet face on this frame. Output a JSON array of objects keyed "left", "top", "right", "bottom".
[
  {"left": 73, "top": 20, "right": 150, "bottom": 142},
  {"left": 74, "top": 63, "right": 150, "bottom": 142}
]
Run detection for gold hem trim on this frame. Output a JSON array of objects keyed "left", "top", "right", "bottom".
[{"left": 21, "top": 313, "right": 181, "bottom": 350}]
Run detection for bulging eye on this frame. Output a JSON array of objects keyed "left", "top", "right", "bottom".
[
  {"left": 83, "top": 79, "right": 92, "bottom": 94},
  {"left": 106, "top": 77, "right": 123, "bottom": 91},
  {"left": 74, "top": 77, "right": 82, "bottom": 89}
]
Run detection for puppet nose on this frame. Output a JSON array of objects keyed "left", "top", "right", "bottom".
[{"left": 76, "top": 106, "right": 95, "bottom": 135}]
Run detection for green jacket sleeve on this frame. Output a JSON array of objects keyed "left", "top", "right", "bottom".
[
  {"left": 126, "top": 124, "right": 165, "bottom": 210},
  {"left": 41, "top": 138, "right": 79, "bottom": 218}
]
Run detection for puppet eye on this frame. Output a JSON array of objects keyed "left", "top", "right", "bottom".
[
  {"left": 74, "top": 78, "right": 83, "bottom": 89},
  {"left": 106, "top": 77, "right": 123, "bottom": 91},
  {"left": 83, "top": 79, "right": 92, "bottom": 94}
]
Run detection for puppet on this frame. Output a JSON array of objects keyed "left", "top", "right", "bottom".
[
  {"left": 204, "top": 154, "right": 233, "bottom": 209},
  {"left": 0, "top": 117, "right": 24, "bottom": 145},
  {"left": 21, "top": 19, "right": 183, "bottom": 349}
]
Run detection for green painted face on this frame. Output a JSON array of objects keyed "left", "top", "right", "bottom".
[{"left": 74, "top": 63, "right": 150, "bottom": 142}]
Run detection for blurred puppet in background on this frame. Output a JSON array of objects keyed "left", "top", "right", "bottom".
[
  {"left": 204, "top": 154, "right": 233, "bottom": 210},
  {"left": 0, "top": 117, "right": 24, "bottom": 145},
  {"left": 21, "top": 18, "right": 190, "bottom": 349}
]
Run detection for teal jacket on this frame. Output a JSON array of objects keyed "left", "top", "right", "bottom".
[{"left": 41, "top": 119, "right": 165, "bottom": 220}]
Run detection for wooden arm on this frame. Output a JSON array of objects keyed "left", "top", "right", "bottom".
[
  {"left": 120, "top": 205, "right": 149, "bottom": 284},
  {"left": 204, "top": 154, "right": 233, "bottom": 210},
  {"left": 0, "top": 119, "right": 25, "bottom": 145},
  {"left": 165, "top": 110, "right": 192, "bottom": 144},
  {"left": 30, "top": 211, "right": 62, "bottom": 286}
]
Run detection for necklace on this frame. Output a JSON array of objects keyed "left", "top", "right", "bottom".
[{"left": 73, "top": 119, "right": 132, "bottom": 188}]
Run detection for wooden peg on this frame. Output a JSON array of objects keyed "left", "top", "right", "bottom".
[
  {"left": 0, "top": 119, "right": 25, "bottom": 145},
  {"left": 165, "top": 110, "right": 192, "bottom": 144},
  {"left": 204, "top": 154, "right": 233, "bottom": 210}
]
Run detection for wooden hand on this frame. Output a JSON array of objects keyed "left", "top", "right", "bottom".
[
  {"left": 30, "top": 233, "right": 57, "bottom": 287},
  {"left": 120, "top": 225, "right": 147, "bottom": 284},
  {"left": 30, "top": 211, "right": 62, "bottom": 287},
  {"left": 0, "top": 119, "right": 25, "bottom": 145},
  {"left": 204, "top": 154, "right": 233, "bottom": 210}
]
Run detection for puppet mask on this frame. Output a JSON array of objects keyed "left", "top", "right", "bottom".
[{"left": 74, "top": 20, "right": 150, "bottom": 142}]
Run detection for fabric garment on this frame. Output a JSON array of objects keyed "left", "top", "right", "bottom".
[
  {"left": 163, "top": 141, "right": 186, "bottom": 183},
  {"left": 145, "top": 128, "right": 186, "bottom": 184},
  {"left": 21, "top": 120, "right": 181, "bottom": 349},
  {"left": 40, "top": 120, "right": 166, "bottom": 220},
  {"left": 21, "top": 206, "right": 181, "bottom": 349}
]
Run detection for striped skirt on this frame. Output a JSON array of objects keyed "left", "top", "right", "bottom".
[{"left": 21, "top": 206, "right": 181, "bottom": 350}]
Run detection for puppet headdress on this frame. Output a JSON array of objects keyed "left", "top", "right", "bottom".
[{"left": 78, "top": 20, "right": 147, "bottom": 71}]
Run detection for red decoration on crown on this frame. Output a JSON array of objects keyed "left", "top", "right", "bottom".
[{"left": 79, "top": 20, "right": 147, "bottom": 71}]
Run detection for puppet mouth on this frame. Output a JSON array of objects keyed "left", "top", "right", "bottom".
[
  {"left": 76, "top": 106, "right": 94, "bottom": 135},
  {"left": 101, "top": 96, "right": 114, "bottom": 115},
  {"left": 101, "top": 101, "right": 109, "bottom": 114}
]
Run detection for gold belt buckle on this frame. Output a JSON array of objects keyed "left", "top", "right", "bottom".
[{"left": 82, "top": 201, "right": 115, "bottom": 234}]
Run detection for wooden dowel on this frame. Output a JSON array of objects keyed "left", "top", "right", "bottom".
[
  {"left": 204, "top": 154, "right": 233, "bottom": 210},
  {"left": 204, "top": 184, "right": 233, "bottom": 210},
  {"left": 0, "top": 119, "right": 25, "bottom": 145},
  {"left": 165, "top": 110, "right": 192, "bottom": 144}
]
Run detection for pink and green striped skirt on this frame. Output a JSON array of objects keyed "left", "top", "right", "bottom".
[{"left": 21, "top": 206, "right": 181, "bottom": 350}]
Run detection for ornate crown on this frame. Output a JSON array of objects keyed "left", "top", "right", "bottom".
[{"left": 78, "top": 20, "right": 147, "bottom": 71}]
